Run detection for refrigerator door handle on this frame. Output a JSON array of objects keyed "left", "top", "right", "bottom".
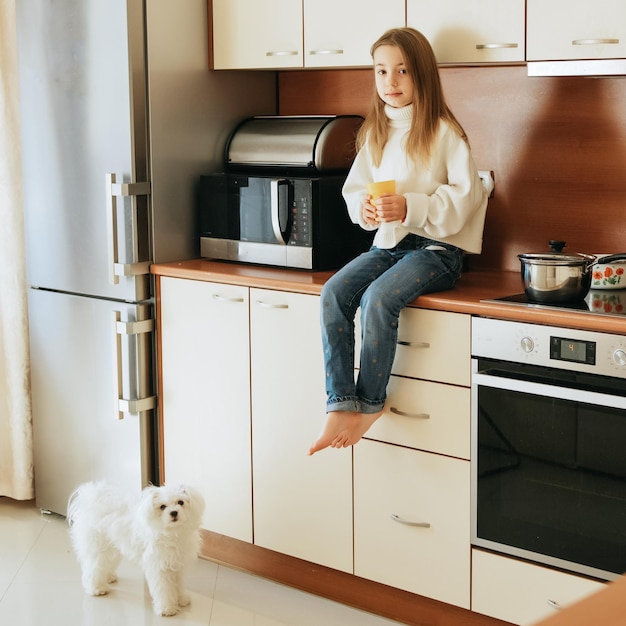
[
  {"left": 106, "top": 173, "right": 152, "bottom": 285},
  {"left": 113, "top": 312, "right": 156, "bottom": 420},
  {"left": 114, "top": 261, "right": 152, "bottom": 278}
]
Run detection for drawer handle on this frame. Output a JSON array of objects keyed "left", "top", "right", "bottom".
[
  {"left": 212, "top": 294, "right": 244, "bottom": 303},
  {"left": 476, "top": 42, "right": 519, "bottom": 49},
  {"left": 547, "top": 599, "right": 561, "bottom": 610},
  {"left": 397, "top": 340, "right": 430, "bottom": 348},
  {"left": 391, "top": 514, "right": 431, "bottom": 528},
  {"left": 309, "top": 49, "right": 344, "bottom": 56},
  {"left": 266, "top": 50, "right": 299, "bottom": 57},
  {"left": 572, "top": 38, "right": 619, "bottom": 45},
  {"left": 255, "top": 300, "right": 289, "bottom": 309},
  {"left": 390, "top": 407, "right": 430, "bottom": 419}
]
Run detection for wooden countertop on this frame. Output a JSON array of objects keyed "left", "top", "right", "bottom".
[{"left": 151, "top": 259, "right": 626, "bottom": 334}]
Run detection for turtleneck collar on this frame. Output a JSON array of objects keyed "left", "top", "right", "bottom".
[{"left": 385, "top": 103, "right": 413, "bottom": 124}]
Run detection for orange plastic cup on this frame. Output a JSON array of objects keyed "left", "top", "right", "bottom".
[
  {"left": 366, "top": 180, "right": 395, "bottom": 222},
  {"left": 366, "top": 179, "right": 396, "bottom": 199}
]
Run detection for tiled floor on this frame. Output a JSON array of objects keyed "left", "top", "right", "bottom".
[{"left": 0, "top": 497, "right": 403, "bottom": 625}]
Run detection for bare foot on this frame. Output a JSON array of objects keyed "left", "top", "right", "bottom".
[
  {"left": 307, "top": 411, "right": 360, "bottom": 456},
  {"left": 339, "top": 410, "right": 384, "bottom": 447}
]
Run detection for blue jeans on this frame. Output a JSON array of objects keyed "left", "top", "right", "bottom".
[{"left": 320, "top": 235, "right": 464, "bottom": 414}]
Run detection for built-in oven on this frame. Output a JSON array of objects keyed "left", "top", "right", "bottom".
[{"left": 471, "top": 316, "right": 626, "bottom": 581}]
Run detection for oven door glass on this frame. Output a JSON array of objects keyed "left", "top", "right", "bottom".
[{"left": 472, "top": 358, "right": 626, "bottom": 580}]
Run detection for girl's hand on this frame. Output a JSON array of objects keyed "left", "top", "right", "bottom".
[
  {"left": 363, "top": 196, "right": 379, "bottom": 226},
  {"left": 369, "top": 193, "right": 407, "bottom": 223}
]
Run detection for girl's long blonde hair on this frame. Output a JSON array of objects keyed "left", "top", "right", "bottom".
[{"left": 357, "top": 27, "right": 468, "bottom": 167}]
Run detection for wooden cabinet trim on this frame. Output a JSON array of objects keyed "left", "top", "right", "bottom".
[{"left": 200, "top": 530, "right": 514, "bottom": 626}]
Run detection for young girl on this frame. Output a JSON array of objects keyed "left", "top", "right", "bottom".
[{"left": 308, "top": 27, "right": 492, "bottom": 456}]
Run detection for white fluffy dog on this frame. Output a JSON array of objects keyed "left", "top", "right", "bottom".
[{"left": 67, "top": 480, "right": 205, "bottom": 616}]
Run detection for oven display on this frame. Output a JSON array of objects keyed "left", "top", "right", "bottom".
[{"left": 550, "top": 336, "right": 596, "bottom": 365}]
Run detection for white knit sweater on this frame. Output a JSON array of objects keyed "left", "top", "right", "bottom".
[{"left": 342, "top": 104, "right": 490, "bottom": 254}]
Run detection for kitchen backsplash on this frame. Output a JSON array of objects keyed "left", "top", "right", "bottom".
[{"left": 277, "top": 65, "right": 626, "bottom": 272}]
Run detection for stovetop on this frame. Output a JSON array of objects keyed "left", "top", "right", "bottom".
[{"left": 483, "top": 291, "right": 626, "bottom": 317}]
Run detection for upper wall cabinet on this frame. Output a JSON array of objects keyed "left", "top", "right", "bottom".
[
  {"left": 304, "top": 0, "right": 405, "bottom": 68},
  {"left": 407, "top": 0, "right": 525, "bottom": 64},
  {"left": 212, "top": 0, "right": 303, "bottom": 70},
  {"left": 211, "top": 0, "right": 405, "bottom": 70},
  {"left": 527, "top": 0, "right": 626, "bottom": 61}
]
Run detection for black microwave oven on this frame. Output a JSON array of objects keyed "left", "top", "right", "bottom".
[{"left": 198, "top": 173, "right": 373, "bottom": 270}]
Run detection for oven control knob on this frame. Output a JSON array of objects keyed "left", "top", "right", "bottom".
[
  {"left": 520, "top": 336, "right": 535, "bottom": 353},
  {"left": 613, "top": 349, "right": 626, "bottom": 367}
]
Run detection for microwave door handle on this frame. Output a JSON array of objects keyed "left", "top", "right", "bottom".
[{"left": 270, "top": 179, "right": 289, "bottom": 245}]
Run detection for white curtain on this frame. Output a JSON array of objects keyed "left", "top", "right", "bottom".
[{"left": 0, "top": 0, "right": 35, "bottom": 500}]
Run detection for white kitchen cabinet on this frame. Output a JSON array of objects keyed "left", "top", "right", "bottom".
[
  {"left": 472, "top": 549, "right": 605, "bottom": 625},
  {"left": 354, "top": 439, "right": 471, "bottom": 608},
  {"left": 159, "top": 277, "right": 252, "bottom": 542},
  {"left": 304, "top": 0, "right": 405, "bottom": 68},
  {"left": 250, "top": 288, "right": 353, "bottom": 573},
  {"left": 211, "top": 0, "right": 404, "bottom": 70},
  {"left": 159, "top": 279, "right": 352, "bottom": 571},
  {"left": 407, "top": 0, "right": 525, "bottom": 64},
  {"left": 527, "top": 0, "right": 626, "bottom": 61},
  {"left": 212, "top": 0, "right": 303, "bottom": 69}
]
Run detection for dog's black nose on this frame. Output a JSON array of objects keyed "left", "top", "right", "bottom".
[{"left": 170, "top": 510, "right": 178, "bottom": 519}]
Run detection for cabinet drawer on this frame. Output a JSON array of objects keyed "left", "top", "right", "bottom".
[
  {"left": 392, "top": 308, "right": 470, "bottom": 386},
  {"left": 354, "top": 440, "right": 470, "bottom": 608},
  {"left": 472, "top": 550, "right": 605, "bottom": 625},
  {"left": 355, "top": 308, "right": 471, "bottom": 386},
  {"left": 365, "top": 375, "right": 470, "bottom": 459}
]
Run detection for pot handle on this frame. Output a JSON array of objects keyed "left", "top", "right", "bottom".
[
  {"left": 579, "top": 253, "right": 598, "bottom": 272},
  {"left": 595, "top": 253, "right": 626, "bottom": 264}
]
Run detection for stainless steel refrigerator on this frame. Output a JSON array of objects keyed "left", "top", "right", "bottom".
[{"left": 16, "top": 0, "right": 276, "bottom": 515}]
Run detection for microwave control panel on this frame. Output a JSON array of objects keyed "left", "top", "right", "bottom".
[{"left": 289, "top": 181, "right": 311, "bottom": 246}]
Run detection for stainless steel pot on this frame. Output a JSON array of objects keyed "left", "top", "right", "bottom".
[{"left": 518, "top": 250, "right": 598, "bottom": 303}]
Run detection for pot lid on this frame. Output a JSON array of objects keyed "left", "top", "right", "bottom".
[
  {"left": 519, "top": 240, "right": 596, "bottom": 265},
  {"left": 518, "top": 252, "right": 597, "bottom": 265}
]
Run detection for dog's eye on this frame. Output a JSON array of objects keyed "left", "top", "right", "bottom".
[
  {"left": 177, "top": 500, "right": 184, "bottom": 506},
  {"left": 160, "top": 504, "right": 166, "bottom": 511}
]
